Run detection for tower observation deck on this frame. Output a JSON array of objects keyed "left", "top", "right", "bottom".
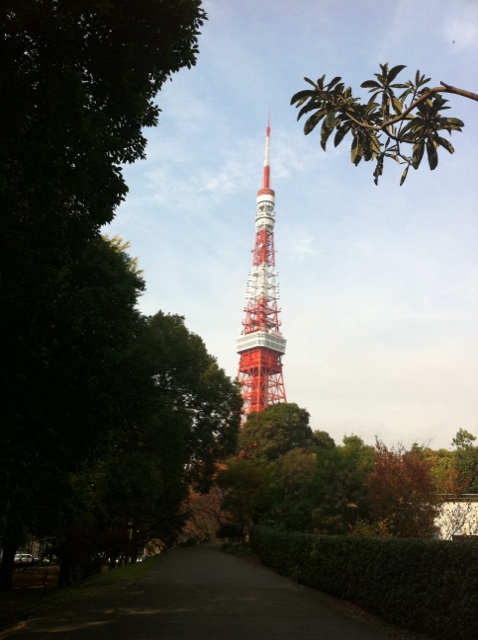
[{"left": 236, "top": 119, "right": 287, "bottom": 415}]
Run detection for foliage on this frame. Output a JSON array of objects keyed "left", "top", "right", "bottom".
[
  {"left": 218, "top": 441, "right": 334, "bottom": 535},
  {"left": 0, "top": 236, "right": 145, "bottom": 589},
  {"left": 223, "top": 409, "right": 378, "bottom": 536},
  {"left": 238, "top": 403, "right": 318, "bottom": 461},
  {"left": 222, "top": 403, "right": 338, "bottom": 533},
  {"left": 12, "top": 309, "right": 240, "bottom": 581},
  {"left": 364, "top": 440, "right": 439, "bottom": 538},
  {"left": 266, "top": 449, "right": 318, "bottom": 532},
  {"left": 56, "top": 528, "right": 99, "bottom": 587},
  {"left": 451, "top": 429, "right": 478, "bottom": 493},
  {"left": 84, "top": 311, "right": 241, "bottom": 549},
  {"left": 216, "top": 522, "right": 243, "bottom": 540},
  {"left": 421, "top": 447, "right": 462, "bottom": 495},
  {"left": 134, "top": 312, "right": 242, "bottom": 493},
  {"left": 291, "top": 63, "right": 478, "bottom": 184},
  {"left": 217, "top": 458, "right": 273, "bottom": 535},
  {"left": 181, "top": 486, "right": 225, "bottom": 543},
  {"left": 1, "top": 0, "right": 206, "bottom": 223},
  {"left": 0, "top": 0, "right": 207, "bottom": 590},
  {"left": 312, "top": 435, "right": 374, "bottom": 534},
  {"left": 250, "top": 526, "right": 478, "bottom": 640}
]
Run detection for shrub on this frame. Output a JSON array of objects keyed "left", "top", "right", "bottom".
[
  {"left": 216, "top": 522, "right": 243, "bottom": 540},
  {"left": 250, "top": 526, "right": 478, "bottom": 640}
]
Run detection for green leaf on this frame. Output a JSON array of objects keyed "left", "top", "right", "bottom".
[
  {"left": 382, "top": 93, "right": 390, "bottom": 112},
  {"left": 327, "top": 76, "right": 342, "bottom": 89},
  {"left": 391, "top": 96, "right": 403, "bottom": 115},
  {"left": 367, "top": 93, "right": 380, "bottom": 107},
  {"left": 373, "top": 155, "right": 384, "bottom": 185},
  {"left": 351, "top": 136, "right": 363, "bottom": 165},
  {"left": 400, "top": 117, "right": 425, "bottom": 138},
  {"left": 443, "top": 117, "right": 465, "bottom": 130},
  {"left": 298, "top": 103, "right": 325, "bottom": 122},
  {"left": 304, "top": 77, "right": 316, "bottom": 87},
  {"left": 304, "top": 113, "right": 322, "bottom": 135},
  {"left": 334, "top": 124, "right": 351, "bottom": 147},
  {"left": 290, "top": 89, "right": 314, "bottom": 106},
  {"left": 437, "top": 136, "right": 454, "bottom": 154},
  {"left": 387, "top": 64, "right": 407, "bottom": 84},
  {"left": 368, "top": 131, "right": 381, "bottom": 157},
  {"left": 361, "top": 80, "right": 381, "bottom": 89},
  {"left": 325, "top": 110, "right": 336, "bottom": 129},
  {"left": 321, "top": 121, "right": 335, "bottom": 150},
  {"left": 400, "top": 164, "right": 410, "bottom": 186},
  {"left": 426, "top": 139, "right": 438, "bottom": 170},
  {"left": 412, "top": 141, "right": 425, "bottom": 169}
]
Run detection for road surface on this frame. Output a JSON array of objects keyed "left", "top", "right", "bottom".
[{"left": 2, "top": 543, "right": 422, "bottom": 639}]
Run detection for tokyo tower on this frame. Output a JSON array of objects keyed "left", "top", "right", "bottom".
[{"left": 236, "top": 118, "right": 287, "bottom": 415}]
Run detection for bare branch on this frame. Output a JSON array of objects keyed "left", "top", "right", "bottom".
[{"left": 440, "top": 82, "right": 478, "bottom": 103}]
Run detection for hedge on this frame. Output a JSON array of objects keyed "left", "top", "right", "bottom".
[{"left": 250, "top": 526, "right": 478, "bottom": 640}]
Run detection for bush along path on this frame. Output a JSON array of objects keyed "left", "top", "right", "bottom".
[{"left": 250, "top": 526, "right": 478, "bottom": 640}]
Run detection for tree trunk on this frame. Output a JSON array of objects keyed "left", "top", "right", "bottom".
[{"left": 0, "top": 537, "right": 17, "bottom": 591}]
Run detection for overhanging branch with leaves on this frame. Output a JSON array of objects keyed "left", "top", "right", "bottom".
[{"left": 291, "top": 63, "right": 478, "bottom": 185}]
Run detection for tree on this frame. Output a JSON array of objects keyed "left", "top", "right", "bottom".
[
  {"left": 37, "top": 310, "right": 240, "bottom": 583},
  {"left": 238, "top": 403, "right": 317, "bottom": 461},
  {"left": 217, "top": 404, "right": 339, "bottom": 534},
  {"left": 1, "top": 0, "right": 207, "bottom": 319},
  {"left": 266, "top": 448, "right": 318, "bottom": 532},
  {"left": 134, "top": 312, "right": 241, "bottom": 494},
  {"left": 312, "top": 435, "right": 374, "bottom": 535},
  {"left": 364, "top": 440, "right": 439, "bottom": 538},
  {"left": 217, "top": 458, "right": 273, "bottom": 537},
  {"left": 1, "top": 0, "right": 206, "bottom": 225},
  {"left": 291, "top": 63, "right": 478, "bottom": 185},
  {"left": 0, "top": 235, "right": 145, "bottom": 589},
  {"left": 0, "top": 1, "right": 207, "bottom": 590},
  {"left": 181, "top": 485, "right": 225, "bottom": 543},
  {"left": 113, "top": 311, "right": 241, "bottom": 545},
  {"left": 451, "top": 429, "right": 478, "bottom": 493},
  {"left": 421, "top": 447, "right": 463, "bottom": 496}
]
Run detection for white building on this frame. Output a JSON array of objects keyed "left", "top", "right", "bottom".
[{"left": 435, "top": 495, "right": 478, "bottom": 540}]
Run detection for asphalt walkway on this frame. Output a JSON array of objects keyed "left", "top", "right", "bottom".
[{"left": 3, "top": 544, "right": 417, "bottom": 639}]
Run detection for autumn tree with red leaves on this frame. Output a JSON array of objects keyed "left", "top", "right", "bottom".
[{"left": 364, "top": 440, "right": 439, "bottom": 538}]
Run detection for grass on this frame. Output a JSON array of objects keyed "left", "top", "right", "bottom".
[{"left": 0, "top": 558, "right": 161, "bottom": 636}]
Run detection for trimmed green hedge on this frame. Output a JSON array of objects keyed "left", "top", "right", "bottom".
[{"left": 250, "top": 526, "right": 478, "bottom": 640}]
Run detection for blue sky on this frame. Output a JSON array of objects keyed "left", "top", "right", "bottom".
[{"left": 104, "top": 0, "right": 478, "bottom": 450}]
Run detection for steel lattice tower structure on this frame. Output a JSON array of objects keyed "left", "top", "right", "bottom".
[{"left": 236, "top": 119, "right": 287, "bottom": 415}]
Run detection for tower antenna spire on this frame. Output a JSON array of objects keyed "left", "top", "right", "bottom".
[
  {"left": 261, "top": 111, "right": 272, "bottom": 193},
  {"left": 236, "top": 117, "right": 287, "bottom": 416}
]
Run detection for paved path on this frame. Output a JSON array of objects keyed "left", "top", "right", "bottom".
[{"left": 3, "top": 544, "right": 414, "bottom": 639}]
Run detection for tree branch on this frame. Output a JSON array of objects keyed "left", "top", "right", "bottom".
[
  {"left": 440, "top": 82, "right": 478, "bottom": 102},
  {"left": 343, "top": 82, "right": 478, "bottom": 132}
]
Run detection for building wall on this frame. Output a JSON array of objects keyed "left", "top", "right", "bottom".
[{"left": 435, "top": 498, "right": 478, "bottom": 540}]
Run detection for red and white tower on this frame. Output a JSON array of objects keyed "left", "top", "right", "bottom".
[{"left": 236, "top": 119, "right": 287, "bottom": 415}]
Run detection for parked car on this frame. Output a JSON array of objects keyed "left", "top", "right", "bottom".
[{"left": 14, "top": 553, "right": 33, "bottom": 565}]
